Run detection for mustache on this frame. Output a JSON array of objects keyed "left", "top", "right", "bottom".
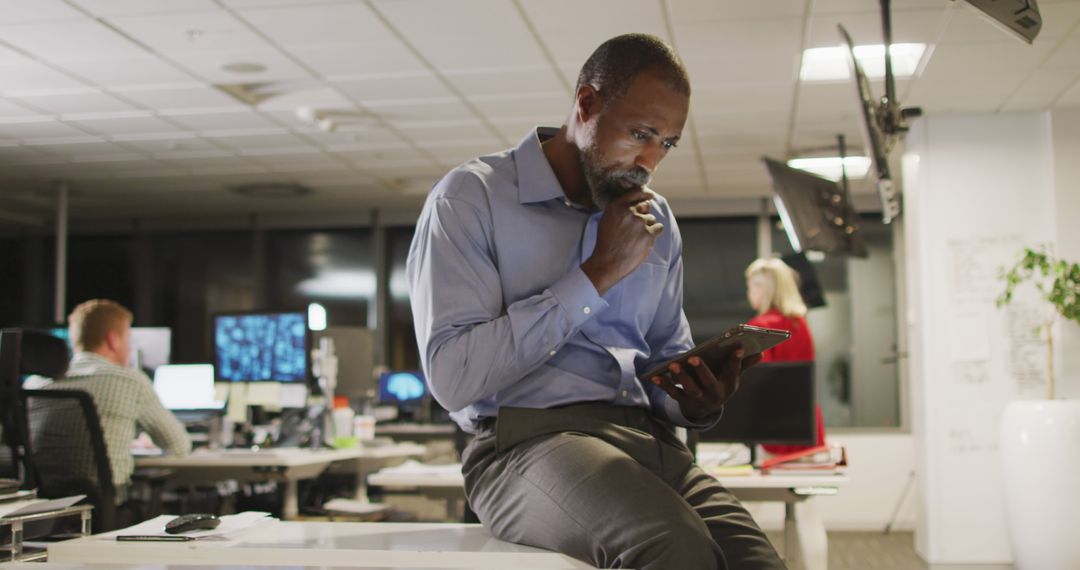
[{"left": 611, "top": 167, "right": 651, "bottom": 188}]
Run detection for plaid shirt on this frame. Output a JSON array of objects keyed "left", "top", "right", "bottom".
[{"left": 37, "top": 352, "right": 191, "bottom": 502}]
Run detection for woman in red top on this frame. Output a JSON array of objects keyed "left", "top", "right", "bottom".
[{"left": 745, "top": 258, "right": 826, "bottom": 455}]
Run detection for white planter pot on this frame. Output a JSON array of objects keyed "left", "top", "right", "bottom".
[{"left": 1000, "top": 400, "right": 1080, "bottom": 570}]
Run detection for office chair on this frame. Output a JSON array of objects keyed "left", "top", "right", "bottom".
[
  {"left": 0, "top": 329, "right": 69, "bottom": 488},
  {"left": 22, "top": 389, "right": 120, "bottom": 532}
]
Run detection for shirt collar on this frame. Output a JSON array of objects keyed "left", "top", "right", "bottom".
[{"left": 515, "top": 126, "right": 570, "bottom": 205}]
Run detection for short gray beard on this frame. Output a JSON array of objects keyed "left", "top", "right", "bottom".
[{"left": 580, "top": 144, "right": 652, "bottom": 210}]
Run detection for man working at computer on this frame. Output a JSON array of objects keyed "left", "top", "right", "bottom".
[
  {"left": 34, "top": 299, "right": 191, "bottom": 504},
  {"left": 407, "top": 34, "right": 784, "bottom": 569}
]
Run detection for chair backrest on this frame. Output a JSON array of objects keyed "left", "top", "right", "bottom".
[
  {"left": 0, "top": 329, "right": 71, "bottom": 485},
  {"left": 22, "top": 389, "right": 117, "bottom": 531}
]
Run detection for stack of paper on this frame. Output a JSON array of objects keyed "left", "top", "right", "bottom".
[{"left": 761, "top": 445, "right": 847, "bottom": 476}]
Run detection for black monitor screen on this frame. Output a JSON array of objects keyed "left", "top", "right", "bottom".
[
  {"left": 699, "top": 362, "right": 816, "bottom": 446},
  {"left": 377, "top": 370, "right": 427, "bottom": 406},
  {"left": 213, "top": 311, "right": 308, "bottom": 383}
]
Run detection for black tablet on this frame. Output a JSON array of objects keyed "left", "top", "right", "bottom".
[{"left": 640, "top": 324, "right": 791, "bottom": 381}]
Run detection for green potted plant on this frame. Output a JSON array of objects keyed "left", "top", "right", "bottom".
[
  {"left": 995, "top": 244, "right": 1080, "bottom": 570},
  {"left": 997, "top": 244, "right": 1080, "bottom": 399}
]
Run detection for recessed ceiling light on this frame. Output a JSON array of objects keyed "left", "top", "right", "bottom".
[
  {"left": 800, "top": 43, "right": 926, "bottom": 82},
  {"left": 222, "top": 61, "right": 267, "bottom": 74},
  {"left": 787, "top": 156, "right": 871, "bottom": 181},
  {"left": 230, "top": 182, "right": 312, "bottom": 198}
]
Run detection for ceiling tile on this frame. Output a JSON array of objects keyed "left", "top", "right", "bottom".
[
  {"left": 66, "top": 114, "right": 182, "bottom": 135},
  {"left": 115, "top": 85, "right": 246, "bottom": 110},
  {"left": 668, "top": 0, "right": 807, "bottom": 23},
  {"left": 1057, "top": 78, "right": 1080, "bottom": 107},
  {"left": 116, "top": 136, "right": 217, "bottom": 153},
  {"left": 0, "top": 98, "right": 38, "bottom": 117},
  {"left": 808, "top": 9, "right": 944, "bottom": 48},
  {"left": 0, "top": 43, "right": 35, "bottom": 66},
  {"left": 333, "top": 72, "right": 454, "bottom": 103},
  {"left": 70, "top": 0, "right": 220, "bottom": 16},
  {"left": 413, "top": 36, "right": 549, "bottom": 73},
  {"left": 236, "top": 3, "right": 398, "bottom": 48},
  {"left": 290, "top": 42, "right": 428, "bottom": 78},
  {"left": 206, "top": 131, "right": 311, "bottom": 149},
  {"left": 369, "top": 99, "right": 476, "bottom": 123},
  {"left": 445, "top": 67, "right": 566, "bottom": 98},
  {"left": 1000, "top": 69, "right": 1080, "bottom": 111},
  {"left": 396, "top": 121, "right": 495, "bottom": 143},
  {"left": 813, "top": 0, "right": 943, "bottom": 15},
  {"left": 106, "top": 10, "right": 273, "bottom": 55},
  {"left": 9, "top": 89, "right": 137, "bottom": 115},
  {"left": 0, "top": 64, "right": 88, "bottom": 91},
  {"left": 0, "top": 0, "right": 87, "bottom": 24},
  {"left": 1042, "top": 37, "right": 1080, "bottom": 70},
  {"left": 168, "top": 50, "right": 313, "bottom": 83},
  {"left": 0, "top": 20, "right": 146, "bottom": 62},
  {"left": 165, "top": 109, "right": 279, "bottom": 130},
  {"left": 519, "top": 0, "right": 668, "bottom": 65},
  {"left": 469, "top": 92, "right": 566, "bottom": 121},
  {"left": 0, "top": 120, "right": 94, "bottom": 139},
  {"left": 57, "top": 57, "right": 197, "bottom": 87}
]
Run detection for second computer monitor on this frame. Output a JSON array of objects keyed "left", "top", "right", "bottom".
[
  {"left": 153, "top": 364, "right": 224, "bottom": 412},
  {"left": 378, "top": 370, "right": 427, "bottom": 409},
  {"left": 698, "top": 361, "right": 817, "bottom": 446},
  {"left": 213, "top": 311, "right": 309, "bottom": 383}
]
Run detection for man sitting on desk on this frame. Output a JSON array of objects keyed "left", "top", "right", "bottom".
[
  {"left": 408, "top": 34, "right": 784, "bottom": 570},
  {"left": 34, "top": 299, "right": 191, "bottom": 504}
]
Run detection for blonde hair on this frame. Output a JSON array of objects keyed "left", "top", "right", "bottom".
[
  {"left": 68, "top": 299, "right": 132, "bottom": 352},
  {"left": 745, "top": 258, "right": 807, "bottom": 319}
]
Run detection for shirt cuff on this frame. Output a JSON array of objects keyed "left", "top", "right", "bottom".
[
  {"left": 548, "top": 266, "right": 608, "bottom": 328},
  {"left": 663, "top": 396, "right": 723, "bottom": 430}
]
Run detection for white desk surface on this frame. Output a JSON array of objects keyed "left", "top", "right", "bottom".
[
  {"left": 368, "top": 463, "right": 848, "bottom": 490},
  {"left": 46, "top": 521, "right": 596, "bottom": 569},
  {"left": 2, "top": 561, "right": 473, "bottom": 565},
  {"left": 136, "top": 444, "right": 426, "bottom": 468}
]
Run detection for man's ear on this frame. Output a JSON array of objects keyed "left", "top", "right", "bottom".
[
  {"left": 575, "top": 83, "right": 603, "bottom": 125},
  {"left": 104, "top": 329, "right": 121, "bottom": 352}
]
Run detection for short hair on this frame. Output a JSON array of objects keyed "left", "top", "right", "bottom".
[
  {"left": 576, "top": 33, "right": 691, "bottom": 104},
  {"left": 746, "top": 258, "right": 808, "bottom": 319},
  {"left": 68, "top": 299, "right": 132, "bottom": 352}
]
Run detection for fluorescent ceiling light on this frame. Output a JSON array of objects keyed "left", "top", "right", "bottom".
[
  {"left": 787, "top": 156, "right": 871, "bottom": 181},
  {"left": 800, "top": 43, "right": 926, "bottom": 82}
]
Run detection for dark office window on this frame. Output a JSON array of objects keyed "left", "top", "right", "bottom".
[
  {"left": 680, "top": 217, "right": 759, "bottom": 344},
  {"left": 0, "top": 237, "right": 25, "bottom": 327},
  {"left": 145, "top": 232, "right": 255, "bottom": 364},
  {"left": 387, "top": 226, "right": 419, "bottom": 370},
  {"left": 66, "top": 235, "right": 134, "bottom": 314},
  {"left": 264, "top": 229, "right": 373, "bottom": 329}
]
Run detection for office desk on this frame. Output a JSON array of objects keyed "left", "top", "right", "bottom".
[
  {"left": 46, "top": 520, "right": 596, "bottom": 569},
  {"left": 367, "top": 464, "right": 847, "bottom": 570},
  {"left": 136, "top": 444, "right": 425, "bottom": 519},
  {"left": 375, "top": 423, "right": 456, "bottom": 443}
]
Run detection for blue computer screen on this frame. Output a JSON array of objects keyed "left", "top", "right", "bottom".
[
  {"left": 214, "top": 312, "right": 308, "bottom": 382},
  {"left": 378, "top": 371, "right": 427, "bottom": 404}
]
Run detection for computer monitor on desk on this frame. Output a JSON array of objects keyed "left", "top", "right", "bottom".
[
  {"left": 213, "top": 311, "right": 309, "bottom": 384},
  {"left": 696, "top": 362, "right": 816, "bottom": 461},
  {"left": 153, "top": 364, "right": 225, "bottom": 422},
  {"left": 377, "top": 370, "right": 428, "bottom": 422}
]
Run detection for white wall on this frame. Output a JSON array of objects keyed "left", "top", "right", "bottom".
[
  {"left": 1051, "top": 108, "right": 1080, "bottom": 400},
  {"left": 903, "top": 112, "right": 1059, "bottom": 564}
]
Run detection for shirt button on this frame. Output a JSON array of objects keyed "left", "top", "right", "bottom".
[
  {"left": 621, "top": 389, "right": 629, "bottom": 398},
  {"left": 583, "top": 306, "right": 591, "bottom": 315},
  {"left": 563, "top": 199, "right": 572, "bottom": 207},
  {"left": 549, "top": 350, "right": 556, "bottom": 356}
]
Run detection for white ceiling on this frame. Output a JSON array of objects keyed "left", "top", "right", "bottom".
[{"left": 1, "top": 0, "right": 1079, "bottom": 226}]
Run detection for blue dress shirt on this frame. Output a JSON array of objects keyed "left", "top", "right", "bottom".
[{"left": 407, "top": 127, "right": 706, "bottom": 433}]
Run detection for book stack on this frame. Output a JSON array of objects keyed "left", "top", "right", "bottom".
[{"left": 760, "top": 445, "right": 847, "bottom": 476}]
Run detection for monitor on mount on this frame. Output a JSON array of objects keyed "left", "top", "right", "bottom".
[
  {"left": 764, "top": 157, "right": 868, "bottom": 258},
  {"left": 213, "top": 310, "right": 309, "bottom": 383},
  {"left": 698, "top": 362, "right": 817, "bottom": 446},
  {"left": 955, "top": 0, "right": 1041, "bottom": 44}
]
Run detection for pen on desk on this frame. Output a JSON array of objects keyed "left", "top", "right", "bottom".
[{"left": 116, "top": 534, "right": 196, "bottom": 542}]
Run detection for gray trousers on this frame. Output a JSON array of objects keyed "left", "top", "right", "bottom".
[{"left": 461, "top": 403, "right": 786, "bottom": 569}]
